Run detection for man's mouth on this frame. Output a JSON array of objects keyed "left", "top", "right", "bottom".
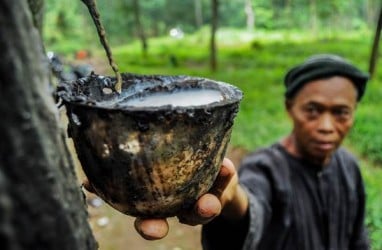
[{"left": 314, "top": 141, "right": 335, "bottom": 151}]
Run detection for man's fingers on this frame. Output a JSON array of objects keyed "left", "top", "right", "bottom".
[
  {"left": 134, "top": 218, "right": 169, "bottom": 240},
  {"left": 178, "top": 193, "right": 221, "bottom": 226},
  {"left": 196, "top": 193, "right": 222, "bottom": 219},
  {"left": 178, "top": 158, "right": 236, "bottom": 226},
  {"left": 210, "top": 158, "right": 236, "bottom": 198}
]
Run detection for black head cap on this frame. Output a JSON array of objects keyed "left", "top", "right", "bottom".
[{"left": 284, "top": 54, "right": 369, "bottom": 101}]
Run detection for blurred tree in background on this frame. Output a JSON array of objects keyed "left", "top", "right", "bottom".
[{"left": 43, "top": 0, "right": 381, "bottom": 49}]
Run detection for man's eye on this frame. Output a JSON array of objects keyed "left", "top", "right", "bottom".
[
  {"left": 305, "top": 105, "right": 319, "bottom": 114},
  {"left": 333, "top": 108, "right": 351, "bottom": 118}
]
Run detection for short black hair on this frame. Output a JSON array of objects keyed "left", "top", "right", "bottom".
[{"left": 284, "top": 54, "right": 369, "bottom": 101}]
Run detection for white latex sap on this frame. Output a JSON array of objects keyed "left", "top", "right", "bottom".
[{"left": 122, "top": 89, "right": 223, "bottom": 107}]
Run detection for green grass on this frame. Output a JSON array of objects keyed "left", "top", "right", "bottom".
[
  {"left": 349, "top": 77, "right": 382, "bottom": 164},
  {"left": 361, "top": 160, "right": 382, "bottom": 250},
  {"left": 50, "top": 28, "right": 382, "bottom": 249}
]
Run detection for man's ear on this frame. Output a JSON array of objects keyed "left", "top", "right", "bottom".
[
  {"left": 285, "top": 99, "right": 295, "bottom": 119},
  {"left": 285, "top": 99, "right": 293, "bottom": 112}
]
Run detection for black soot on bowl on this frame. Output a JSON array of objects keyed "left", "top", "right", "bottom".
[{"left": 57, "top": 73, "right": 242, "bottom": 217}]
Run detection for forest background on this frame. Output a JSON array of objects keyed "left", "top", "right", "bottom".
[{"left": 43, "top": 0, "right": 382, "bottom": 249}]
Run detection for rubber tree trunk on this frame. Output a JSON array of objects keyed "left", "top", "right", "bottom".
[
  {"left": 245, "top": 0, "right": 255, "bottom": 30},
  {"left": 309, "top": 0, "right": 318, "bottom": 34},
  {"left": 369, "top": 6, "right": 382, "bottom": 78},
  {"left": 27, "top": 0, "right": 44, "bottom": 36},
  {"left": 194, "top": 0, "right": 203, "bottom": 28},
  {"left": 210, "top": 0, "right": 218, "bottom": 71},
  {"left": 0, "top": 0, "right": 97, "bottom": 249},
  {"left": 132, "top": 0, "right": 148, "bottom": 56}
]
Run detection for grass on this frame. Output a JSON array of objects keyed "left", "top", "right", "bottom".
[
  {"left": 49, "top": 28, "right": 382, "bottom": 249},
  {"left": 360, "top": 159, "right": 382, "bottom": 250}
]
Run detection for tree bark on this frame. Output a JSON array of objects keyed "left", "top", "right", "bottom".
[
  {"left": 132, "top": 0, "right": 148, "bottom": 56},
  {"left": 365, "top": 0, "right": 379, "bottom": 28},
  {"left": 309, "top": 0, "right": 318, "bottom": 33},
  {"left": 369, "top": 6, "right": 382, "bottom": 77},
  {"left": 27, "top": 0, "right": 44, "bottom": 36},
  {"left": 0, "top": 0, "right": 97, "bottom": 249},
  {"left": 210, "top": 0, "right": 218, "bottom": 71},
  {"left": 194, "top": 0, "right": 203, "bottom": 28},
  {"left": 244, "top": 0, "right": 255, "bottom": 30}
]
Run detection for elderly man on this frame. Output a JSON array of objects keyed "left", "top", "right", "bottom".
[
  {"left": 199, "top": 54, "right": 370, "bottom": 250},
  {"left": 98, "top": 54, "right": 370, "bottom": 249}
]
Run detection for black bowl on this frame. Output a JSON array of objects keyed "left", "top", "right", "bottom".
[{"left": 57, "top": 73, "right": 242, "bottom": 217}]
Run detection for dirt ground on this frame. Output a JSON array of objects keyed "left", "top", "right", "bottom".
[{"left": 64, "top": 55, "right": 249, "bottom": 250}]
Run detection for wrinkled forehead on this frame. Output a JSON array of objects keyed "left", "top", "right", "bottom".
[{"left": 291, "top": 76, "right": 358, "bottom": 106}]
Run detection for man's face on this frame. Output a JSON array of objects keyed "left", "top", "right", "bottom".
[{"left": 286, "top": 76, "right": 358, "bottom": 165}]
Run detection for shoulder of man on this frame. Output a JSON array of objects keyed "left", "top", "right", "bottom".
[
  {"left": 334, "top": 147, "right": 363, "bottom": 180},
  {"left": 239, "top": 143, "right": 289, "bottom": 179},
  {"left": 240, "top": 143, "right": 285, "bottom": 167},
  {"left": 238, "top": 143, "right": 292, "bottom": 211},
  {"left": 336, "top": 147, "right": 358, "bottom": 163}
]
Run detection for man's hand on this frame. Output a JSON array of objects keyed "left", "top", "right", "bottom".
[
  {"left": 133, "top": 158, "right": 248, "bottom": 240},
  {"left": 83, "top": 158, "right": 248, "bottom": 240}
]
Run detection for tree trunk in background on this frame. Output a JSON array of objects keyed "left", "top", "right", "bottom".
[
  {"left": 245, "top": 0, "right": 255, "bottom": 30},
  {"left": 285, "top": 0, "right": 292, "bottom": 25},
  {"left": 369, "top": 6, "right": 382, "bottom": 77},
  {"left": 0, "top": 0, "right": 97, "bottom": 249},
  {"left": 365, "top": 0, "right": 378, "bottom": 28},
  {"left": 309, "top": 0, "right": 318, "bottom": 33},
  {"left": 210, "top": 0, "right": 218, "bottom": 71},
  {"left": 132, "top": 0, "right": 148, "bottom": 56},
  {"left": 194, "top": 0, "right": 203, "bottom": 28}
]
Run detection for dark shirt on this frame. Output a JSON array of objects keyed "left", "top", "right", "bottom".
[{"left": 202, "top": 143, "right": 369, "bottom": 250}]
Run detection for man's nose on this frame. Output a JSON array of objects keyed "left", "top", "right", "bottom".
[{"left": 317, "top": 113, "right": 335, "bottom": 133}]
